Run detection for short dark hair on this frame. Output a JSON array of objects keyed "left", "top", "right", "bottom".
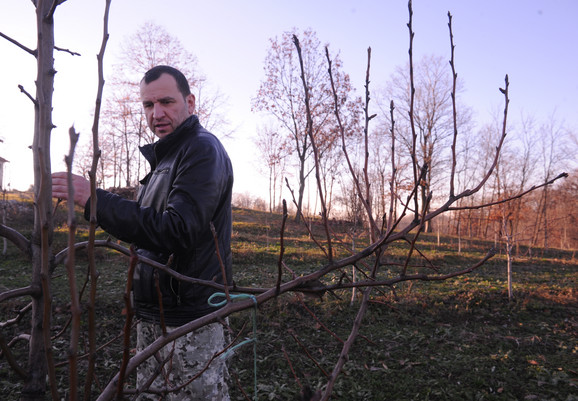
[{"left": 142, "top": 65, "right": 191, "bottom": 98}]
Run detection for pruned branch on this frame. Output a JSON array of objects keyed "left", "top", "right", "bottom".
[
  {"left": 0, "top": 286, "right": 40, "bottom": 303},
  {"left": 17, "top": 84, "right": 38, "bottom": 106},
  {"left": 0, "top": 223, "right": 31, "bottom": 256},
  {"left": 0, "top": 31, "right": 36, "bottom": 56},
  {"left": 83, "top": 1, "right": 110, "bottom": 397},
  {"left": 448, "top": 11, "right": 459, "bottom": 198},
  {"left": 407, "top": 0, "right": 420, "bottom": 221}
]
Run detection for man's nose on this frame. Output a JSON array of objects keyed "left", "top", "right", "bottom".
[{"left": 153, "top": 103, "right": 165, "bottom": 119}]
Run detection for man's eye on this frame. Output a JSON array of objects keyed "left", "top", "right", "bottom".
[{"left": 143, "top": 103, "right": 153, "bottom": 109}]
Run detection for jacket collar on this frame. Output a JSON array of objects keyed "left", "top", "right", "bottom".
[{"left": 140, "top": 114, "right": 199, "bottom": 169}]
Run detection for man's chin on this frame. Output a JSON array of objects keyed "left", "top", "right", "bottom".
[{"left": 155, "top": 128, "right": 173, "bottom": 138}]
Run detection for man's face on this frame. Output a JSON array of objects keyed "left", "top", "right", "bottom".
[{"left": 140, "top": 73, "right": 195, "bottom": 139}]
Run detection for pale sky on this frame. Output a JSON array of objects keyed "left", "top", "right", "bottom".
[{"left": 0, "top": 0, "right": 576, "bottom": 196}]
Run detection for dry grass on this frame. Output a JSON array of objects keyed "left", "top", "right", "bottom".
[{"left": 0, "top": 204, "right": 576, "bottom": 400}]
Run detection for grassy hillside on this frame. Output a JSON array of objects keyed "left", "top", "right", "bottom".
[{"left": 0, "top": 202, "right": 576, "bottom": 400}]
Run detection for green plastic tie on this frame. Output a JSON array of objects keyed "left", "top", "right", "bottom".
[{"left": 208, "top": 292, "right": 258, "bottom": 401}]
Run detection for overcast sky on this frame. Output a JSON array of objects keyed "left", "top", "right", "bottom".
[{"left": 0, "top": 0, "right": 576, "bottom": 195}]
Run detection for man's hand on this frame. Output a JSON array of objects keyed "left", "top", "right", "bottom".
[{"left": 52, "top": 172, "right": 91, "bottom": 207}]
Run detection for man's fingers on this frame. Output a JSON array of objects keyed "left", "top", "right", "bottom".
[{"left": 51, "top": 172, "right": 69, "bottom": 199}]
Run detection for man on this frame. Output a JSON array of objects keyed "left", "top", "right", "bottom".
[{"left": 52, "top": 65, "right": 233, "bottom": 400}]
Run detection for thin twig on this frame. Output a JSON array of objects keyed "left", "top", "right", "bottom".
[
  {"left": 448, "top": 172, "right": 568, "bottom": 211},
  {"left": 448, "top": 11, "right": 459, "bottom": 198},
  {"left": 298, "top": 297, "right": 344, "bottom": 344},
  {"left": 276, "top": 200, "right": 288, "bottom": 295},
  {"left": 289, "top": 329, "right": 329, "bottom": 378},
  {"left": 321, "top": 288, "right": 371, "bottom": 400},
  {"left": 282, "top": 345, "right": 302, "bottom": 389}
]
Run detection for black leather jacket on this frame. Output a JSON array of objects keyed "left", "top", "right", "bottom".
[{"left": 85, "top": 115, "right": 233, "bottom": 326}]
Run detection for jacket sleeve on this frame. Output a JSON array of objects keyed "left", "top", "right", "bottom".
[{"left": 85, "top": 135, "right": 232, "bottom": 254}]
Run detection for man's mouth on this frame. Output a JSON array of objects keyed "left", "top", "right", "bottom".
[{"left": 155, "top": 123, "right": 170, "bottom": 131}]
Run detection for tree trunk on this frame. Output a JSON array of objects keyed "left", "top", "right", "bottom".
[{"left": 22, "top": 1, "right": 56, "bottom": 399}]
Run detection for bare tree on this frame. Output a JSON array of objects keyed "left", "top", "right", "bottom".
[
  {"left": 254, "top": 124, "right": 291, "bottom": 213},
  {"left": 92, "top": 91, "right": 145, "bottom": 188},
  {"left": 530, "top": 115, "right": 569, "bottom": 249},
  {"left": 552, "top": 169, "right": 578, "bottom": 250},
  {"left": 253, "top": 28, "right": 360, "bottom": 222},
  {"left": 494, "top": 134, "right": 535, "bottom": 300},
  {"left": 383, "top": 54, "right": 472, "bottom": 232},
  {"left": 113, "top": 21, "right": 231, "bottom": 134}
]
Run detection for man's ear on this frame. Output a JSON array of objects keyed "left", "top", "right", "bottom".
[{"left": 186, "top": 94, "right": 196, "bottom": 115}]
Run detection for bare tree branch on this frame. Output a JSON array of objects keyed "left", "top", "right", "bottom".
[
  {"left": 0, "top": 331, "right": 27, "bottom": 379},
  {"left": 18, "top": 84, "right": 38, "bottom": 106},
  {"left": 0, "top": 224, "right": 31, "bottom": 256},
  {"left": 448, "top": 11, "right": 459, "bottom": 198},
  {"left": 448, "top": 172, "right": 568, "bottom": 211},
  {"left": 407, "top": 0, "right": 420, "bottom": 221},
  {"left": 83, "top": 1, "right": 111, "bottom": 397},
  {"left": 54, "top": 45, "right": 81, "bottom": 56},
  {"left": 0, "top": 31, "right": 36, "bottom": 56},
  {"left": 0, "top": 286, "right": 40, "bottom": 303}
]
